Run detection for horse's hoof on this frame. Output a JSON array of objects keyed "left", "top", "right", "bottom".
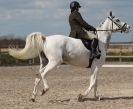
[
  {"left": 30, "top": 98, "right": 35, "bottom": 102},
  {"left": 95, "top": 96, "right": 101, "bottom": 101},
  {"left": 39, "top": 89, "right": 46, "bottom": 96},
  {"left": 78, "top": 94, "right": 84, "bottom": 102},
  {"left": 98, "top": 96, "right": 101, "bottom": 101}
]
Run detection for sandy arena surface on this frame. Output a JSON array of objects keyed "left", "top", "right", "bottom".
[{"left": 0, "top": 65, "right": 133, "bottom": 109}]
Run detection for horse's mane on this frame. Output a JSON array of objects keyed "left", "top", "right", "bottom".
[{"left": 98, "top": 18, "right": 106, "bottom": 28}]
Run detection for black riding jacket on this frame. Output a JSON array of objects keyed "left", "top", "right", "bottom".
[{"left": 69, "top": 10, "right": 96, "bottom": 39}]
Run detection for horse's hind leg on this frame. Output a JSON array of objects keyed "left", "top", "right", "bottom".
[
  {"left": 40, "top": 59, "right": 62, "bottom": 95},
  {"left": 94, "top": 78, "right": 98, "bottom": 98},
  {"left": 31, "top": 52, "right": 48, "bottom": 102},
  {"left": 31, "top": 74, "right": 41, "bottom": 102}
]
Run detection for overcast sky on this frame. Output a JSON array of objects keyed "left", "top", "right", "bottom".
[{"left": 0, "top": 0, "right": 133, "bottom": 42}]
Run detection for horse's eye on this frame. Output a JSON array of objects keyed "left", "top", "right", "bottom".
[{"left": 116, "top": 19, "right": 120, "bottom": 22}]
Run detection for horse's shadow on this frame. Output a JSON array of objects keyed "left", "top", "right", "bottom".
[
  {"left": 82, "top": 96, "right": 133, "bottom": 102},
  {"left": 48, "top": 96, "right": 133, "bottom": 104}
]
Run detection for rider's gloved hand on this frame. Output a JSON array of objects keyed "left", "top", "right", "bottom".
[
  {"left": 93, "top": 30, "right": 97, "bottom": 35},
  {"left": 91, "top": 27, "right": 97, "bottom": 35}
]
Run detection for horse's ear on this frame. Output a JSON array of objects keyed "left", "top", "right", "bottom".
[
  {"left": 110, "top": 11, "right": 112, "bottom": 17},
  {"left": 109, "top": 11, "right": 115, "bottom": 18}
]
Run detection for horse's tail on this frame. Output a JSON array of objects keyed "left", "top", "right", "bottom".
[{"left": 8, "top": 32, "right": 45, "bottom": 59}]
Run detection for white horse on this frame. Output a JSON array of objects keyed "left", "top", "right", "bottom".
[{"left": 8, "top": 12, "right": 131, "bottom": 102}]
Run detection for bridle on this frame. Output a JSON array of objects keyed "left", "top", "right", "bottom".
[
  {"left": 95, "top": 16, "right": 128, "bottom": 51},
  {"left": 97, "top": 16, "right": 127, "bottom": 32}
]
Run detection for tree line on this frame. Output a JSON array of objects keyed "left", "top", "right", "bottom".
[{"left": 0, "top": 36, "right": 25, "bottom": 48}]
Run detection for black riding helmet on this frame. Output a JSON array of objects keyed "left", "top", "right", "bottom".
[{"left": 70, "top": 1, "right": 81, "bottom": 10}]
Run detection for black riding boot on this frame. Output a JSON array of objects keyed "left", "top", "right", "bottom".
[{"left": 91, "top": 38, "right": 101, "bottom": 59}]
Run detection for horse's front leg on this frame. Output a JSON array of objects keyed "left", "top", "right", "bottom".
[
  {"left": 94, "top": 78, "right": 98, "bottom": 98},
  {"left": 78, "top": 66, "right": 99, "bottom": 101}
]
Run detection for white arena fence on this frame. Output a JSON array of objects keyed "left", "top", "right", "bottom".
[{"left": 103, "top": 64, "right": 133, "bottom": 68}]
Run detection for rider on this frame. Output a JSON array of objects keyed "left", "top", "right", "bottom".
[{"left": 69, "top": 1, "right": 101, "bottom": 59}]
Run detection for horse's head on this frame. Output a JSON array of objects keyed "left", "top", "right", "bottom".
[
  {"left": 98, "top": 12, "right": 131, "bottom": 47},
  {"left": 107, "top": 11, "right": 131, "bottom": 33}
]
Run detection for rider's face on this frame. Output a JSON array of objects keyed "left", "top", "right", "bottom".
[{"left": 76, "top": 7, "right": 79, "bottom": 11}]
